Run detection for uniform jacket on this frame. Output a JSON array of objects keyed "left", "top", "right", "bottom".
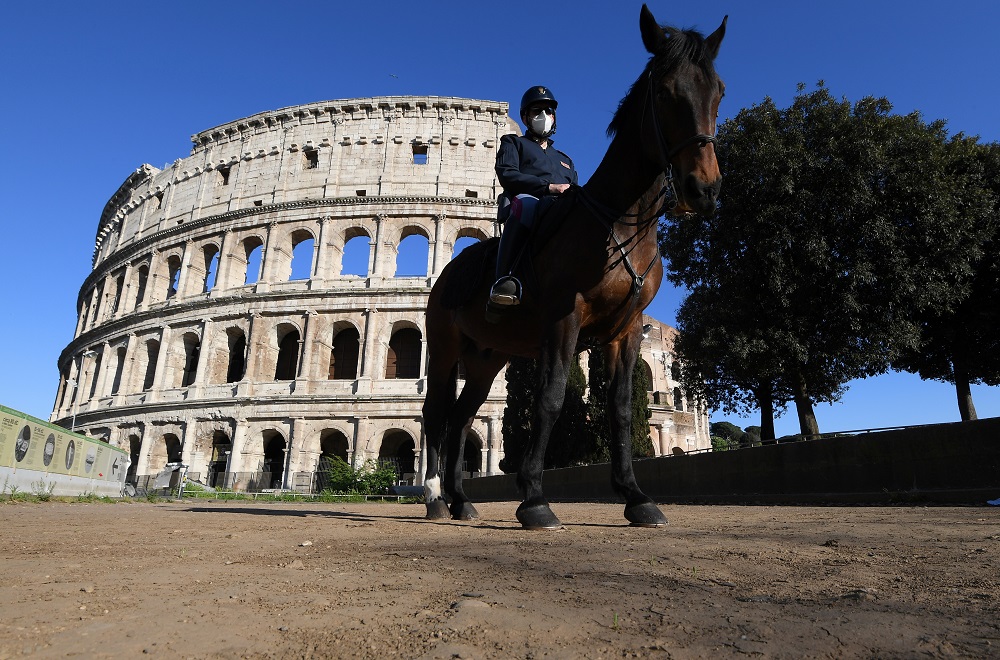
[{"left": 495, "top": 133, "right": 578, "bottom": 198}]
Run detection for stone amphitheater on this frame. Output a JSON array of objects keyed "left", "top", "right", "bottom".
[{"left": 48, "top": 95, "right": 709, "bottom": 492}]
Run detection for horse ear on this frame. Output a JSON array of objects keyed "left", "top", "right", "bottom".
[
  {"left": 640, "top": 4, "right": 668, "bottom": 54},
  {"left": 705, "top": 16, "right": 728, "bottom": 60}
]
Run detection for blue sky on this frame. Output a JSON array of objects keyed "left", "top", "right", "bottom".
[{"left": 2, "top": 1, "right": 998, "bottom": 437}]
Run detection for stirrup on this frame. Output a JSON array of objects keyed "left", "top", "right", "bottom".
[{"left": 489, "top": 276, "right": 521, "bottom": 306}]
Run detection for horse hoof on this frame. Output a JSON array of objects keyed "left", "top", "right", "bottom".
[
  {"left": 426, "top": 499, "right": 451, "bottom": 520},
  {"left": 625, "top": 501, "right": 668, "bottom": 528},
  {"left": 451, "top": 501, "right": 480, "bottom": 521},
  {"left": 516, "top": 502, "right": 563, "bottom": 530}
]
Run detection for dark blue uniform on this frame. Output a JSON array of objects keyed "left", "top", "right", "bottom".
[{"left": 495, "top": 133, "right": 578, "bottom": 197}]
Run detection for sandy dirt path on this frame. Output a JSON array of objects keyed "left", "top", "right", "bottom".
[{"left": 0, "top": 501, "right": 998, "bottom": 659}]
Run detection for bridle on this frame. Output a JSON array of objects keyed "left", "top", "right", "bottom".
[{"left": 573, "top": 67, "right": 719, "bottom": 346}]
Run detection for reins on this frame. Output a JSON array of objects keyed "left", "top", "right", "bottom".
[{"left": 574, "top": 68, "right": 718, "bottom": 346}]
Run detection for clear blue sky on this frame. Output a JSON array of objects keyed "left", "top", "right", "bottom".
[{"left": 2, "top": 1, "right": 998, "bottom": 437}]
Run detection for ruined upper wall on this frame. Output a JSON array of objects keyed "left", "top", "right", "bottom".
[{"left": 93, "top": 96, "right": 519, "bottom": 267}]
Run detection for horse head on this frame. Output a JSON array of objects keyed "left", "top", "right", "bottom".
[{"left": 639, "top": 4, "right": 726, "bottom": 216}]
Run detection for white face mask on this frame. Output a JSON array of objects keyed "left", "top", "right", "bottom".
[{"left": 529, "top": 110, "right": 554, "bottom": 136}]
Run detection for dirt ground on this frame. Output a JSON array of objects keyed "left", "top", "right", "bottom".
[{"left": 0, "top": 500, "right": 998, "bottom": 659}]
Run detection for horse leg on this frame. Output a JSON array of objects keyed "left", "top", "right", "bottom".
[
  {"left": 440, "top": 351, "right": 507, "bottom": 520},
  {"left": 606, "top": 329, "right": 668, "bottom": 527},
  {"left": 421, "top": 357, "right": 457, "bottom": 519},
  {"left": 516, "top": 324, "right": 579, "bottom": 530}
]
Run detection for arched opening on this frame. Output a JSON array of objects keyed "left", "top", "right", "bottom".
[
  {"left": 87, "top": 353, "right": 103, "bottom": 400},
  {"left": 673, "top": 387, "right": 684, "bottom": 411},
  {"left": 341, "top": 233, "right": 370, "bottom": 277},
  {"left": 203, "top": 245, "right": 220, "bottom": 292},
  {"left": 328, "top": 327, "right": 360, "bottom": 380},
  {"left": 110, "top": 346, "right": 127, "bottom": 395},
  {"left": 379, "top": 430, "right": 416, "bottom": 482},
  {"left": 395, "top": 232, "right": 429, "bottom": 277},
  {"left": 166, "top": 255, "right": 181, "bottom": 298},
  {"left": 226, "top": 330, "right": 247, "bottom": 383},
  {"left": 261, "top": 432, "right": 286, "bottom": 490},
  {"left": 142, "top": 339, "right": 159, "bottom": 391},
  {"left": 208, "top": 430, "right": 232, "bottom": 488},
  {"left": 641, "top": 359, "right": 654, "bottom": 392},
  {"left": 111, "top": 271, "right": 125, "bottom": 315},
  {"left": 274, "top": 326, "right": 301, "bottom": 381},
  {"left": 134, "top": 264, "right": 149, "bottom": 309},
  {"left": 386, "top": 327, "right": 422, "bottom": 379},
  {"left": 451, "top": 235, "right": 481, "bottom": 260},
  {"left": 149, "top": 433, "right": 183, "bottom": 474},
  {"left": 315, "top": 430, "right": 351, "bottom": 492},
  {"left": 244, "top": 238, "right": 264, "bottom": 285},
  {"left": 463, "top": 438, "right": 481, "bottom": 476},
  {"left": 126, "top": 435, "right": 141, "bottom": 484},
  {"left": 180, "top": 333, "right": 201, "bottom": 388},
  {"left": 289, "top": 230, "right": 315, "bottom": 281}
]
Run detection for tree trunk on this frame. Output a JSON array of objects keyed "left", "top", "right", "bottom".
[
  {"left": 791, "top": 370, "right": 820, "bottom": 439},
  {"left": 754, "top": 386, "right": 776, "bottom": 442},
  {"left": 953, "top": 360, "right": 978, "bottom": 422}
]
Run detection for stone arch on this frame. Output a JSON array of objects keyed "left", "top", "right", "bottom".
[
  {"left": 314, "top": 428, "right": 352, "bottom": 492},
  {"left": 393, "top": 224, "right": 431, "bottom": 278},
  {"left": 378, "top": 429, "right": 417, "bottom": 481},
  {"left": 150, "top": 432, "right": 183, "bottom": 473},
  {"left": 168, "top": 331, "right": 201, "bottom": 388},
  {"left": 386, "top": 323, "right": 422, "bottom": 379},
  {"left": 260, "top": 429, "right": 287, "bottom": 490},
  {"left": 132, "top": 260, "right": 150, "bottom": 310},
  {"left": 196, "top": 241, "right": 222, "bottom": 294},
  {"left": 241, "top": 235, "right": 265, "bottom": 285},
  {"left": 640, "top": 359, "right": 654, "bottom": 392},
  {"left": 225, "top": 327, "right": 248, "bottom": 384},
  {"left": 109, "top": 343, "right": 128, "bottom": 395},
  {"left": 341, "top": 226, "right": 372, "bottom": 277},
  {"left": 289, "top": 228, "right": 316, "bottom": 281},
  {"left": 208, "top": 429, "right": 233, "bottom": 487},
  {"left": 328, "top": 321, "right": 361, "bottom": 380},
  {"left": 273, "top": 322, "right": 301, "bottom": 381},
  {"left": 165, "top": 254, "right": 182, "bottom": 299},
  {"left": 126, "top": 434, "right": 142, "bottom": 484},
  {"left": 462, "top": 427, "right": 485, "bottom": 476}
]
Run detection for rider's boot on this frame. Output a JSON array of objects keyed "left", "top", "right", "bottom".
[{"left": 489, "top": 219, "right": 529, "bottom": 307}]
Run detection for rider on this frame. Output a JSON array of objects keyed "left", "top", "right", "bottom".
[{"left": 489, "top": 85, "right": 579, "bottom": 307}]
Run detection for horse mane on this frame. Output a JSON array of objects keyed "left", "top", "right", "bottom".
[{"left": 607, "top": 26, "right": 719, "bottom": 139}]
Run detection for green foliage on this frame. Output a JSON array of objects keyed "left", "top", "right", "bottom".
[
  {"left": 662, "top": 82, "right": 991, "bottom": 435},
  {"left": 710, "top": 435, "right": 739, "bottom": 452},
  {"left": 630, "top": 358, "right": 654, "bottom": 458},
  {"left": 499, "top": 357, "right": 537, "bottom": 473},
  {"left": 586, "top": 349, "right": 613, "bottom": 464},
  {"left": 315, "top": 456, "right": 397, "bottom": 495}
]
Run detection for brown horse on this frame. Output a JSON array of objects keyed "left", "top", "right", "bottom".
[{"left": 421, "top": 4, "right": 726, "bottom": 529}]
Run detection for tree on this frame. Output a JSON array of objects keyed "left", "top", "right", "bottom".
[
  {"left": 892, "top": 141, "right": 1000, "bottom": 420},
  {"left": 630, "top": 358, "right": 655, "bottom": 458},
  {"left": 662, "top": 83, "right": 989, "bottom": 436},
  {"left": 499, "top": 357, "right": 535, "bottom": 473},
  {"left": 709, "top": 421, "right": 743, "bottom": 452}
]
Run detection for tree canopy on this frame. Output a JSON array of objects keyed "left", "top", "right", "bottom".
[{"left": 662, "top": 83, "right": 994, "bottom": 435}]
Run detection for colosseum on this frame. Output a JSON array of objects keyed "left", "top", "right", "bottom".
[{"left": 49, "top": 95, "right": 709, "bottom": 492}]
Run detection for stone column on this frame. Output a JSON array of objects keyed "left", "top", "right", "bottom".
[
  {"left": 149, "top": 325, "right": 173, "bottom": 400},
  {"left": 256, "top": 221, "right": 280, "bottom": 291},
  {"left": 242, "top": 312, "right": 260, "bottom": 385},
  {"left": 351, "top": 417, "right": 370, "bottom": 467},
  {"left": 118, "top": 262, "right": 134, "bottom": 318},
  {"left": 89, "top": 342, "right": 113, "bottom": 404},
  {"left": 190, "top": 319, "right": 214, "bottom": 395},
  {"left": 296, "top": 311, "right": 318, "bottom": 389},
  {"left": 212, "top": 229, "right": 233, "bottom": 295},
  {"left": 314, "top": 216, "right": 333, "bottom": 283},
  {"left": 136, "top": 429, "right": 154, "bottom": 478},
  {"left": 284, "top": 417, "right": 308, "bottom": 489},
  {"left": 114, "top": 333, "right": 139, "bottom": 404},
  {"left": 356, "top": 307, "right": 377, "bottom": 393},
  {"left": 173, "top": 241, "right": 194, "bottom": 299},
  {"left": 228, "top": 419, "right": 249, "bottom": 487},
  {"left": 487, "top": 415, "right": 503, "bottom": 475}
]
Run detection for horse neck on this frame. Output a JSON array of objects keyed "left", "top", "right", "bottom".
[{"left": 583, "top": 128, "right": 663, "bottom": 221}]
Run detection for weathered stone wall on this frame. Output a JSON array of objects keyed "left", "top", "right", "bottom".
[{"left": 51, "top": 96, "right": 709, "bottom": 490}]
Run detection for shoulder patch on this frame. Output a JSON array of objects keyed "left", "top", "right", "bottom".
[{"left": 560, "top": 161, "right": 571, "bottom": 169}]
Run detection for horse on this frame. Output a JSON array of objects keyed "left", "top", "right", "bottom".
[{"left": 420, "top": 4, "right": 726, "bottom": 529}]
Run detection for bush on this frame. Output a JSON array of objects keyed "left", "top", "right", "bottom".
[{"left": 316, "top": 456, "right": 397, "bottom": 495}]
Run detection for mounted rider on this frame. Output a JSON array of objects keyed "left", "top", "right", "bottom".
[{"left": 489, "top": 86, "right": 579, "bottom": 309}]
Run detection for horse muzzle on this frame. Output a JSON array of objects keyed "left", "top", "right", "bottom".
[{"left": 676, "top": 172, "right": 721, "bottom": 216}]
